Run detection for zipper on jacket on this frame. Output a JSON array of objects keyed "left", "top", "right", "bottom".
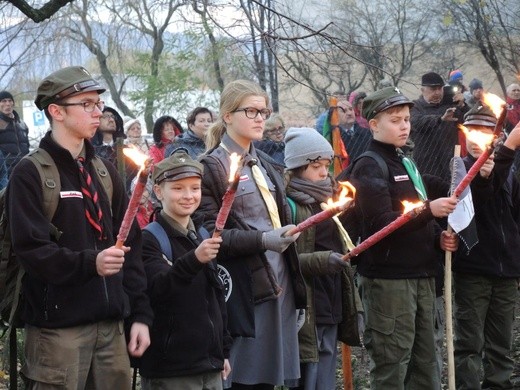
[
  {"left": 94, "top": 241, "right": 110, "bottom": 312},
  {"left": 43, "top": 285, "right": 49, "bottom": 321}
]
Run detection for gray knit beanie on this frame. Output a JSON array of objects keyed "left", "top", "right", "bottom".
[{"left": 284, "top": 127, "right": 334, "bottom": 169}]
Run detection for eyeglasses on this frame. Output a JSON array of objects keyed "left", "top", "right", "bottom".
[
  {"left": 57, "top": 100, "right": 105, "bottom": 113},
  {"left": 101, "top": 113, "right": 116, "bottom": 120},
  {"left": 232, "top": 107, "right": 271, "bottom": 120},
  {"left": 265, "top": 126, "right": 285, "bottom": 134}
]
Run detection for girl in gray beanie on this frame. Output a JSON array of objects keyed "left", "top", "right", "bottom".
[{"left": 284, "top": 127, "right": 362, "bottom": 390}]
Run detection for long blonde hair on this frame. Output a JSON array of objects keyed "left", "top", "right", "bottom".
[{"left": 205, "top": 80, "right": 270, "bottom": 151}]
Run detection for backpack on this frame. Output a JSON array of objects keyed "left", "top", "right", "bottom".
[
  {"left": 143, "top": 221, "right": 210, "bottom": 262},
  {"left": 336, "top": 151, "right": 389, "bottom": 254}
]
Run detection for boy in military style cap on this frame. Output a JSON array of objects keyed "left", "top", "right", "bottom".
[
  {"left": 347, "top": 86, "right": 459, "bottom": 389},
  {"left": 453, "top": 105, "right": 520, "bottom": 390},
  {"left": 7, "top": 66, "right": 153, "bottom": 389},
  {"left": 139, "top": 149, "right": 231, "bottom": 390}
]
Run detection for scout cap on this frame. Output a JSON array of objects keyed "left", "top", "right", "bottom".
[
  {"left": 362, "top": 86, "right": 414, "bottom": 121},
  {"left": 152, "top": 149, "right": 204, "bottom": 185},
  {"left": 35, "top": 66, "right": 106, "bottom": 110},
  {"left": 463, "top": 104, "right": 496, "bottom": 128}
]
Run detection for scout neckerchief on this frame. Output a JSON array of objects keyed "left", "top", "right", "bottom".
[{"left": 397, "top": 148, "right": 428, "bottom": 201}]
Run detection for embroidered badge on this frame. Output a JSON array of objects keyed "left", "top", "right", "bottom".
[
  {"left": 394, "top": 175, "right": 409, "bottom": 182},
  {"left": 60, "top": 191, "right": 83, "bottom": 199},
  {"left": 239, "top": 174, "right": 249, "bottom": 182}
]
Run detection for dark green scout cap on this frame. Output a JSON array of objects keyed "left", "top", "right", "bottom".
[
  {"left": 35, "top": 66, "right": 106, "bottom": 110},
  {"left": 152, "top": 149, "right": 204, "bottom": 185},
  {"left": 463, "top": 104, "right": 496, "bottom": 127},
  {"left": 362, "top": 86, "right": 414, "bottom": 121}
]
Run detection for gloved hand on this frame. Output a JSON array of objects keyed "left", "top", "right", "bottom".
[
  {"left": 327, "top": 252, "right": 348, "bottom": 274},
  {"left": 296, "top": 309, "right": 306, "bottom": 331},
  {"left": 262, "top": 225, "right": 299, "bottom": 253}
]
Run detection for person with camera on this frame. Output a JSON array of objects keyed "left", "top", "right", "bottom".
[{"left": 410, "top": 71, "right": 469, "bottom": 181}]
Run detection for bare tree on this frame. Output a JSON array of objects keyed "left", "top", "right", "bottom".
[
  {"left": 4, "top": 0, "right": 74, "bottom": 22},
  {"left": 443, "top": 0, "right": 520, "bottom": 95}
]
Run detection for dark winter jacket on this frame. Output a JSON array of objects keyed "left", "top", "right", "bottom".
[
  {"left": 6, "top": 131, "right": 153, "bottom": 328},
  {"left": 195, "top": 147, "right": 306, "bottom": 337},
  {"left": 291, "top": 200, "right": 361, "bottom": 362},
  {"left": 253, "top": 139, "right": 285, "bottom": 166},
  {"left": 165, "top": 130, "right": 206, "bottom": 159},
  {"left": 350, "top": 139, "right": 449, "bottom": 279},
  {"left": 453, "top": 145, "right": 520, "bottom": 278},
  {"left": 0, "top": 109, "right": 30, "bottom": 175},
  {"left": 139, "top": 213, "right": 232, "bottom": 378},
  {"left": 410, "top": 96, "right": 469, "bottom": 181}
]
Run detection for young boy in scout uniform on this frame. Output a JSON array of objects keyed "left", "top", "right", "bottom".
[
  {"left": 453, "top": 106, "right": 520, "bottom": 389},
  {"left": 7, "top": 66, "right": 153, "bottom": 389},
  {"left": 347, "top": 87, "right": 458, "bottom": 389},
  {"left": 139, "top": 150, "right": 231, "bottom": 390}
]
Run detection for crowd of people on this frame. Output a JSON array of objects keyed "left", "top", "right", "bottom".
[{"left": 1, "top": 64, "right": 520, "bottom": 390}]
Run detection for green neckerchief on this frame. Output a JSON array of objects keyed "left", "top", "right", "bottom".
[{"left": 397, "top": 148, "right": 428, "bottom": 201}]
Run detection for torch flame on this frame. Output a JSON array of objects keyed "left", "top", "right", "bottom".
[
  {"left": 402, "top": 200, "right": 423, "bottom": 214},
  {"left": 123, "top": 144, "right": 149, "bottom": 167},
  {"left": 228, "top": 153, "right": 241, "bottom": 182},
  {"left": 459, "top": 124, "right": 494, "bottom": 152},
  {"left": 481, "top": 92, "right": 506, "bottom": 119},
  {"left": 326, "top": 181, "right": 356, "bottom": 208}
]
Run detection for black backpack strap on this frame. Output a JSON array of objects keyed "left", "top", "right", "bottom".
[
  {"left": 198, "top": 226, "right": 210, "bottom": 240},
  {"left": 144, "top": 222, "right": 172, "bottom": 261},
  {"left": 356, "top": 151, "right": 389, "bottom": 181}
]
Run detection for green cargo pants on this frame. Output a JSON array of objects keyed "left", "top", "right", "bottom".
[{"left": 359, "top": 276, "right": 439, "bottom": 390}]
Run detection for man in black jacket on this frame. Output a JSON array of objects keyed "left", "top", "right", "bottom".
[
  {"left": 410, "top": 72, "right": 469, "bottom": 181},
  {"left": 0, "top": 90, "right": 30, "bottom": 175},
  {"left": 7, "top": 66, "right": 152, "bottom": 389}
]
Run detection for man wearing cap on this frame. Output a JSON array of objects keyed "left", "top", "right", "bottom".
[
  {"left": 91, "top": 106, "right": 125, "bottom": 165},
  {"left": 350, "top": 86, "right": 458, "bottom": 389},
  {"left": 6, "top": 66, "right": 153, "bottom": 389},
  {"left": 410, "top": 71, "right": 469, "bottom": 182},
  {"left": 465, "top": 78, "right": 484, "bottom": 108},
  {"left": 0, "top": 90, "right": 30, "bottom": 176},
  {"left": 452, "top": 106, "right": 520, "bottom": 390},
  {"left": 139, "top": 149, "right": 231, "bottom": 389}
]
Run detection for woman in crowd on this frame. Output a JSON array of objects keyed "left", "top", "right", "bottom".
[
  {"left": 166, "top": 107, "right": 213, "bottom": 159},
  {"left": 149, "top": 115, "right": 183, "bottom": 164},
  {"left": 253, "top": 113, "right": 286, "bottom": 165},
  {"left": 124, "top": 116, "right": 150, "bottom": 154}
]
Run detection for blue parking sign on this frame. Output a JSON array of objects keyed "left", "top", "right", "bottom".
[{"left": 33, "top": 111, "right": 45, "bottom": 127}]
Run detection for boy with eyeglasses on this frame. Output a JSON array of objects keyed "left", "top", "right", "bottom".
[{"left": 6, "top": 66, "right": 153, "bottom": 389}]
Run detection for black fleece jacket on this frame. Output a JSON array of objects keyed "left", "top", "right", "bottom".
[
  {"left": 7, "top": 131, "right": 153, "bottom": 328},
  {"left": 350, "top": 139, "right": 449, "bottom": 279},
  {"left": 453, "top": 144, "right": 520, "bottom": 278},
  {"left": 139, "top": 213, "right": 232, "bottom": 378}
]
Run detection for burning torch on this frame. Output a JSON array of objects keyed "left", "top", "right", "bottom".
[{"left": 115, "top": 145, "right": 153, "bottom": 248}]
